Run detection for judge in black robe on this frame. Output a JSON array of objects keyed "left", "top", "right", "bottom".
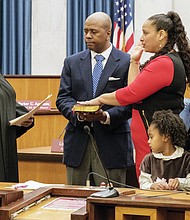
[{"left": 0, "top": 74, "right": 34, "bottom": 182}]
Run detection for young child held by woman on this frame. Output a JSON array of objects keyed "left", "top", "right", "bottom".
[{"left": 139, "top": 109, "right": 190, "bottom": 190}]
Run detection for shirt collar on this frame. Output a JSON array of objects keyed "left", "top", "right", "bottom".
[
  {"left": 91, "top": 44, "right": 112, "bottom": 61},
  {"left": 152, "top": 146, "right": 184, "bottom": 161}
]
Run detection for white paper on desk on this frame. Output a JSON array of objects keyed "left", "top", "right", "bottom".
[
  {"left": 9, "top": 94, "right": 52, "bottom": 126},
  {"left": 9, "top": 180, "right": 54, "bottom": 190}
]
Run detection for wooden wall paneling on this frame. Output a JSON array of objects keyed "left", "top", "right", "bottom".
[
  {"left": 18, "top": 161, "right": 66, "bottom": 184},
  {"left": 6, "top": 76, "right": 61, "bottom": 108},
  {"left": 5, "top": 76, "right": 68, "bottom": 149},
  {"left": 17, "top": 114, "right": 67, "bottom": 149}
]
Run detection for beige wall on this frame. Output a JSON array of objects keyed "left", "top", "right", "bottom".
[
  {"left": 31, "top": 0, "right": 190, "bottom": 75},
  {"left": 32, "top": 0, "right": 66, "bottom": 75},
  {"left": 135, "top": 0, "right": 190, "bottom": 63}
]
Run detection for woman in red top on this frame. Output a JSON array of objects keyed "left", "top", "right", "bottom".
[{"left": 78, "top": 11, "right": 190, "bottom": 179}]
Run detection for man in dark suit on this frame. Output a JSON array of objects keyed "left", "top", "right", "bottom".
[{"left": 56, "top": 12, "right": 134, "bottom": 186}]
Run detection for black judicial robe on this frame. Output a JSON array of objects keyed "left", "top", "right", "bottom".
[{"left": 0, "top": 74, "right": 34, "bottom": 182}]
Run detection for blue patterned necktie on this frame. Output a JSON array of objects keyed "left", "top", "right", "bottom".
[{"left": 92, "top": 54, "right": 105, "bottom": 97}]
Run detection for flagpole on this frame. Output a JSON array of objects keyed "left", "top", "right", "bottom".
[{"left": 122, "top": 16, "right": 125, "bottom": 52}]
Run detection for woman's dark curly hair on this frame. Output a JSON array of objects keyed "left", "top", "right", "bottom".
[
  {"left": 141, "top": 11, "right": 190, "bottom": 86},
  {"left": 151, "top": 109, "right": 187, "bottom": 148}
]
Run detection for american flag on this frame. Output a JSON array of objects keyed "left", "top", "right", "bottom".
[{"left": 113, "top": 0, "right": 134, "bottom": 52}]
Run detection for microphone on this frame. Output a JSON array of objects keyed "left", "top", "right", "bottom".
[{"left": 84, "top": 125, "right": 119, "bottom": 198}]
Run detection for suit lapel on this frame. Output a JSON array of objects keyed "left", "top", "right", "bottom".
[
  {"left": 78, "top": 51, "right": 93, "bottom": 99},
  {"left": 95, "top": 48, "right": 119, "bottom": 97}
]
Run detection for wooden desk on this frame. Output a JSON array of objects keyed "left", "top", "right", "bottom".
[
  {"left": 18, "top": 146, "right": 66, "bottom": 184},
  {"left": 2, "top": 183, "right": 190, "bottom": 220},
  {"left": 87, "top": 189, "right": 190, "bottom": 220},
  {"left": 0, "top": 183, "right": 101, "bottom": 220}
]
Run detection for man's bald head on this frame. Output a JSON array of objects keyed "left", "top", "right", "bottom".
[{"left": 85, "top": 12, "right": 112, "bottom": 31}]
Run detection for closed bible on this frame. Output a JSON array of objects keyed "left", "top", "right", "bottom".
[{"left": 72, "top": 104, "right": 100, "bottom": 112}]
